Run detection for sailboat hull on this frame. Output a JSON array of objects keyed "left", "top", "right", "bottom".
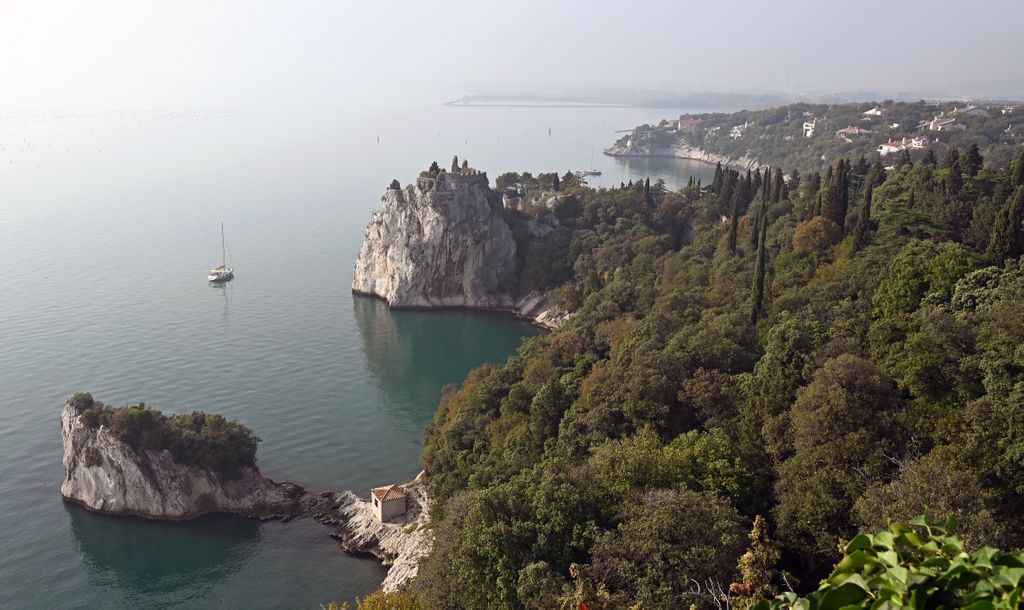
[{"left": 208, "top": 268, "right": 234, "bottom": 283}]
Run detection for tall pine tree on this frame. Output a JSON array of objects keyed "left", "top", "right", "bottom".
[
  {"left": 986, "top": 186, "right": 1024, "bottom": 263},
  {"left": 852, "top": 185, "right": 874, "bottom": 252},
  {"left": 750, "top": 202, "right": 768, "bottom": 323}
]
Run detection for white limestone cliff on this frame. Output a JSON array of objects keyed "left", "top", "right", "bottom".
[
  {"left": 352, "top": 165, "right": 570, "bottom": 329},
  {"left": 59, "top": 403, "right": 304, "bottom": 521},
  {"left": 605, "top": 132, "right": 761, "bottom": 171}
]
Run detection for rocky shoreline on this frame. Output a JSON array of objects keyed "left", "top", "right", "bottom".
[
  {"left": 353, "top": 289, "right": 568, "bottom": 331},
  {"left": 60, "top": 401, "right": 431, "bottom": 591},
  {"left": 309, "top": 479, "right": 432, "bottom": 593},
  {"left": 604, "top": 136, "right": 762, "bottom": 171}
]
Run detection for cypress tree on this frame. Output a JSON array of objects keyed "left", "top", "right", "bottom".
[
  {"left": 946, "top": 156, "right": 964, "bottom": 198},
  {"left": 553, "top": 173, "right": 560, "bottom": 191},
  {"left": 813, "top": 192, "right": 823, "bottom": 217},
  {"left": 1011, "top": 150, "right": 1024, "bottom": 187},
  {"left": 789, "top": 168, "right": 801, "bottom": 193},
  {"left": 853, "top": 185, "right": 873, "bottom": 252},
  {"left": 961, "top": 143, "right": 983, "bottom": 177},
  {"left": 643, "top": 177, "right": 653, "bottom": 208},
  {"left": 772, "top": 167, "right": 784, "bottom": 203},
  {"left": 751, "top": 171, "right": 768, "bottom": 249},
  {"left": 923, "top": 148, "right": 937, "bottom": 165},
  {"left": 908, "top": 188, "right": 916, "bottom": 209},
  {"left": 712, "top": 162, "right": 724, "bottom": 193},
  {"left": 838, "top": 158, "right": 851, "bottom": 229},
  {"left": 728, "top": 187, "right": 742, "bottom": 255},
  {"left": 986, "top": 186, "right": 1024, "bottom": 263},
  {"left": 897, "top": 148, "right": 912, "bottom": 169},
  {"left": 942, "top": 146, "right": 960, "bottom": 169},
  {"left": 825, "top": 160, "right": 842, "bottom": 224},
  {"left": 752, "top": 168, "right": 763, "bottom": 197},
  {"left": 750, "top": 203, "right": 768, "bottom": 323}
]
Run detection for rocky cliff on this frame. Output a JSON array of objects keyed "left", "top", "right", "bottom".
[
  {"left": 352, "top": 163, "right": 569, "bottom": 329},
  {"left": 60, "top": 403, "right": 304, "bottom": 520},
  {"left": 605, "top": 132, "right": 761, "bottom": 171}
]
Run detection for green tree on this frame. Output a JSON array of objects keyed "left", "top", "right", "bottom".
[
  {"left": 589, "top": 488, "right": 746, "bottom": 609},
  {"left": 750, "top": 203, "right": 768, "bottom": 323},
  {"left": 852, "top": 185, "right": 873, "bottom": 251},
  {"left": 774, "top": 355, "right": 903, "bottom": 569},
  {"left": 986, "top": 186, "right": 1024, "bottom": 264}
]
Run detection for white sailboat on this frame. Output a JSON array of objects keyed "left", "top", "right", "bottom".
[
  {"left": 208, "top": 222, "right": 234, "bottom": 283},
  {"left": 582, "top": 148, "right": 602, "bottom": 177}
]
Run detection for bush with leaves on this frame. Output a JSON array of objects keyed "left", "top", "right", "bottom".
[{"left": 753, "top": 516, "right": 1024, "bottom": 610}]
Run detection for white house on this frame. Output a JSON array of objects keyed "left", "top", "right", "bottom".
[
  {"left": 862, "top": 106, "right": 887, "bottom": 118},
  {"left": 1002, "top": 104, "right": 1024, "bottom": 115},
  {"left": 803, "top": 119, "right": 817, "bottom": 138},
  {"left": 951, "top": 105, "right": 989, "bottom": 118},
  {"left": 730, "top": 121, "right": 750, "bottom": 139},
  {"left": 370, "top": 484, "right": 407, "bottom": 522},
  {"left": 878, "top": 136, "right": 929, "bottom": 156},
  {"left": 921, "top": 116, "right": 963, "bottom": 132}
]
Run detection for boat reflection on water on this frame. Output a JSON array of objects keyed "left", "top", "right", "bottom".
[{"left": 66, "top": 503, "right": 259, "bottom": 604}]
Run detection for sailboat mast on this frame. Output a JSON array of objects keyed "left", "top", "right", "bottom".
[{"left": 221, "top": 222, "right": 226, "bottom": 268}]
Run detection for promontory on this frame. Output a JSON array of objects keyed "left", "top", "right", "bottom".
[{"left": 351, "top": 157, "right": 570, "bottom": 329}]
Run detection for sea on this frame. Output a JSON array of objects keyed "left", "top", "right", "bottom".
[{"left": 0, "top": 95, "right": 717, "bottom": 608}]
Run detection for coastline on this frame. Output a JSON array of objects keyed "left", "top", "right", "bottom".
[
  {"left": 351, "top": 290, "right": 567, "bottom": 331},
  {"left": 604, "top": 138, "right": 762, "bottom": 172}
]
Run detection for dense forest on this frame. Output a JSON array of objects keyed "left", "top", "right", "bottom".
[
  {"left": 613, "top": 100, "right": 1024, "bottom": 172},
  {"left": 392, "top": 144, "right": 1024, "bottom": 608}
]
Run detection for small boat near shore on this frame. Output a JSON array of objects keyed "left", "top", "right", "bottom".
[{"left": 208, "top": 222, "right": 234, "bottom": 283}]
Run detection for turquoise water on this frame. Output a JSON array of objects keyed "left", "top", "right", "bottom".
[{"left": 0, "top": 98, "right": 716, "bottom": 607}]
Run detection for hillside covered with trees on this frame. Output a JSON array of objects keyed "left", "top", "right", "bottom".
[
  {"left": 397, "top": 144, "right": 1024, "bottom": 608},
  {"left": 610, "top": 100, "right": 1024, "bottom": 172}
]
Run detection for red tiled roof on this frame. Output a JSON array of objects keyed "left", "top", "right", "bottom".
[{"left": 371, "top": 484, "right": 406, "bottom": 502}]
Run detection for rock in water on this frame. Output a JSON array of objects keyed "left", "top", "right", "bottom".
[
  {"left": 59, "top": 402, "right": 304, "bottom": 520},
  {"left": 352, "top": 163, "right": 570, "bottom": 328}
]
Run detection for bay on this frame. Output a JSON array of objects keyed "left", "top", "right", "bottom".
[{"left": 0, "top": 95, "right": 716, "bottom": 608}]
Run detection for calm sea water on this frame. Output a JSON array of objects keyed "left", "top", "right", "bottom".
[{"left": 0, "top": 96, "right": 716, "bottom": 608}]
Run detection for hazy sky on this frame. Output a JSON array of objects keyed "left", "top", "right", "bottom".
[{"left": 2, "top": 0, "right": 1021, "bottom": 109}]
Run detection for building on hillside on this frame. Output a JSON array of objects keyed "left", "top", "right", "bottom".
[
  {"left": 836, "top": 126, "right": 871, "bottom": 139},
  {"left": 370, "top": 484, "right": 407, "bottom": 522},
  {"left": 1003, "top": 104, "right": 1024, "bottom": 115},
  {"left": 862, "top": 106, "right": 888, "bottom": 118},
  {"left": 878, "top": 136, "right": 929, "bottom": 156},
  {"left": 951, "top": 104, "right": 989, "bottom": 118},
  {"left": 919, "top": 116, "right": 965, "bottom": 132},
  {"left": 802, "top": 118, "right": 818, "bottom": 138},
  {"left": 730, "top": 121, "right": 750, "bottom": 139},
  {"left": 677, "top": 117, "right": 701, "bottom": 132}
]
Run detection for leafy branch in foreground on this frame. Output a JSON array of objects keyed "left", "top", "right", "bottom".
[{"left": 752, "top": 515, "right": 1024, "bottom": 610}]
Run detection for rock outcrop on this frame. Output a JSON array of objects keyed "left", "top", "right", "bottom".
[
  {"left": 312, "top": 481, "right": 432, "bottom": 593},
  {"left": 60, "top": 403, "right": 304, "bottom": 520},
  {"left": 605, "top": 132, "right": 761, "bottom": 171},
  {"left": 352, "top": 163, "right": 569, "bottom": 329}
]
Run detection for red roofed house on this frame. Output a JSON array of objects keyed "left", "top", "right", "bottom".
[
  {"left": 1003, "top": 104, "right": 1024, "bottom": 115},
  {"left": 371, "top": 484, "right": 407, "bottom": 522},
  {"left": 677, "top": 117, "right": 701, "bottom": 132}
]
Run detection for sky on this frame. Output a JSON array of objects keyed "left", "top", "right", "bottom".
[{"left": 2, "top": 0, "right": 1022, "bottom": 110}]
